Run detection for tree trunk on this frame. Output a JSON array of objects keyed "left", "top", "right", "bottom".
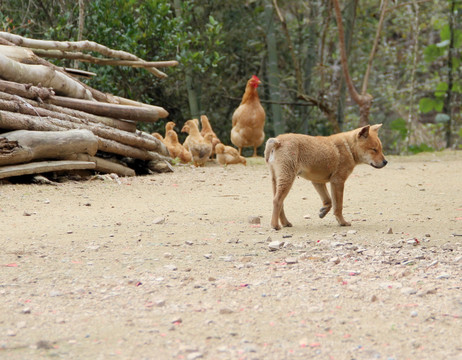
[
  {"left": 443, "top": 0, "right": 455, "bottom": 147},
  {"left": 301, "top": 3, "right": 318, "bottom": 133},
  {"left": 337, "top": 0, "right": 358, "bottom": 130},
  {"left": 173, "top": 0, "right": 201, "bottom": 119},
  {"left": 185, "top": 75, "right": 201, "bottom": 119},
  {"left": 265, "top": 2, "right": 284, "bottom": 135},
  {"left": 0, "top": 129, "right": 98, "bottom": 166},
  {"left": 332, "top": 0, "right": 386, "bottom": 127}
]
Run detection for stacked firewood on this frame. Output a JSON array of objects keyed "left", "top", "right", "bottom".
[{"left": 0, "top": 32, "right": 177, "bottom": 180}]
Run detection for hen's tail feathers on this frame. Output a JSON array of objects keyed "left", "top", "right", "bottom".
[{"left": 264, "top": 138, "right": 281, "bottom": 163}]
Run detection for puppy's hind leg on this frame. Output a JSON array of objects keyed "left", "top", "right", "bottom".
[
  {"left": 271, "top": 174, "right": 295, "bottom": 230},
  {"left": 312, "top": 182, "right": 332, "bottom": 219}
]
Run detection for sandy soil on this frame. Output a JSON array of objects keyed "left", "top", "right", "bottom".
[{"left": 1, "top": 151, "right": 462, "bottom": 360}]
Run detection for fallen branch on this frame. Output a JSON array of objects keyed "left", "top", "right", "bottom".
[
  {"left": 0, "top": 32, "right": 169, "bottom": 78},
  {"left": 0, "top": 53, "right": 93, "bottom": 100},
  {"left": 0, "top": 81, "right": 136, "bottom": 132},
  {"left": 0, "top": 160, "right": 95, "bottom": 179},
  {"left": 0, "top": 79, "right": 55, "bottom": 100},
  {"left": 68, "top": 153, "right": 135, "bottom": 177},
  {"left": 32, "top": 48, "right": 179, "bottom": 68},
  {"left": 47, "top": 95, "right": 168, "bottom": 122}
]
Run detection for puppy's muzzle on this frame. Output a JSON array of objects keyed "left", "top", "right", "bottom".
[{"left": 371, "top": 159, "right": 388, "bottom": 169}]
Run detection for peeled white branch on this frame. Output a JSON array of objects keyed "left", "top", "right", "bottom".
[{"left": 0, "top": 53, "right": 93, "bottom": 99}]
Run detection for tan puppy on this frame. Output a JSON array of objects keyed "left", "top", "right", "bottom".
[{"left": 265, "top": 124, "right": 387, "bottom": 230}]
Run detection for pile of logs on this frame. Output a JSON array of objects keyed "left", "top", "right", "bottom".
[{"left": 0, "top": 32, "right": 178, "bottom": 180}]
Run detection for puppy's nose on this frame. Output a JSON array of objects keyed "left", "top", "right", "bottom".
[{"left": 382, "top": 159, "right": 388, "bottom": 167}]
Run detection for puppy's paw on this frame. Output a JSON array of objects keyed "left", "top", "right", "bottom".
[
  {"left": 338, "top": 219, "right": 351, "bottom": 226},
  {"left": 282, "top": 221, "right": 293, "bottom": 228},
  {"left": 272, "top": 224, "right": 281, "bottom": 231},
  {"left": 319, "top": 206, "right": 331, "bottom": 219}
]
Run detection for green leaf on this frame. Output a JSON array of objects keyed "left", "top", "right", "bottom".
[
  {"left": 434, "top": 100, "right": 444, "bottom": 112},
  {"left": 419, "top": 98, "right": 436, "bottom": 113},
  {"left": 440, "top": 24, "right": 450, "bottom": 41},
  {"left": 424, "top": 44, "right": 445, "bottom": 62},
  {"left": 390, "top": 118, "right": 407, "bottom": 140},
  {"left": 435, "top": 82, "right": 449, "bottom": 97}
]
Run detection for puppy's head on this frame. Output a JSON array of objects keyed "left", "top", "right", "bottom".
[{"left": 356, "top": 124, "right": 388, "bottom": 169}]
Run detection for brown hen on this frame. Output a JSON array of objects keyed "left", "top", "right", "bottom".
[{"left": 231, "top": 75, "right": 265, "bottom": 157}]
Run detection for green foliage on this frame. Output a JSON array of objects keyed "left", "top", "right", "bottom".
[
  {"left": 390, "top": 118, "right": 408, "bottom": 140},
  {"left": 407, "top": 143, "right": 435, "bottom": 154}
]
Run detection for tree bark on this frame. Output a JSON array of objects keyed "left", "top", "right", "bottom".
[{"left": 0, "top": 129, "right": 98, "bottom": 166}]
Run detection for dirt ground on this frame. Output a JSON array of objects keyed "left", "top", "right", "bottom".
[{"left": 1, "top": 150, "right": 462, "bottom": 360}]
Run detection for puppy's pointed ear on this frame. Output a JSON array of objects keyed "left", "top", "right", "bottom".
[
  {"left": 358, "top": 125, "right": 371, "bottom": 139},
  {"left": 370, "top": 123, "right": 383, "bottom": 132}
]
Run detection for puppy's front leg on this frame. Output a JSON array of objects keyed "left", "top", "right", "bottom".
[
  {"left": 312, "top": 182, "right": 332, "bottom": 219},
  {"left": 330, "top": 181, "right": 351, "bottom": 226}
]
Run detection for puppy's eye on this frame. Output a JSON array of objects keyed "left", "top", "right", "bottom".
[{"left": 371, "top": 148, "right": 378, "bottom": 153}]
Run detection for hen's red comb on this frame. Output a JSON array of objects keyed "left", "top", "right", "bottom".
[{"left": 252, "top": 75, "right": 260, "bottom": 82}]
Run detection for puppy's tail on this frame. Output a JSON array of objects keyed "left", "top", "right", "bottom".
[{"left": 264, "top": 138, "right": 281, "bottom": 163}]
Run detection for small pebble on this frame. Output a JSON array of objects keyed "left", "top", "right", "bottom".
[
  {"left": 187, "top": 352, "right": 203, "bottom": 360},
  {"left": 219, "top": 308, "right": 234, "bottom": 314},
  {"left": 285, "top": 257, "right": 298, "bottom": 265},
  {"left": 248, "top": 216, "right": 261, "bottom": 225},
  {"left": 155, "top": 300, "right": 166, "bottom": 307},
  {"left": 153, "top": 217, "right": 165, "bottom": 225},
  {"left": 268, "top": 241, "right": 284, "bottom": 251},
  {"left": 330, "top": 257, "right": 341, "bottom": 265}
]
